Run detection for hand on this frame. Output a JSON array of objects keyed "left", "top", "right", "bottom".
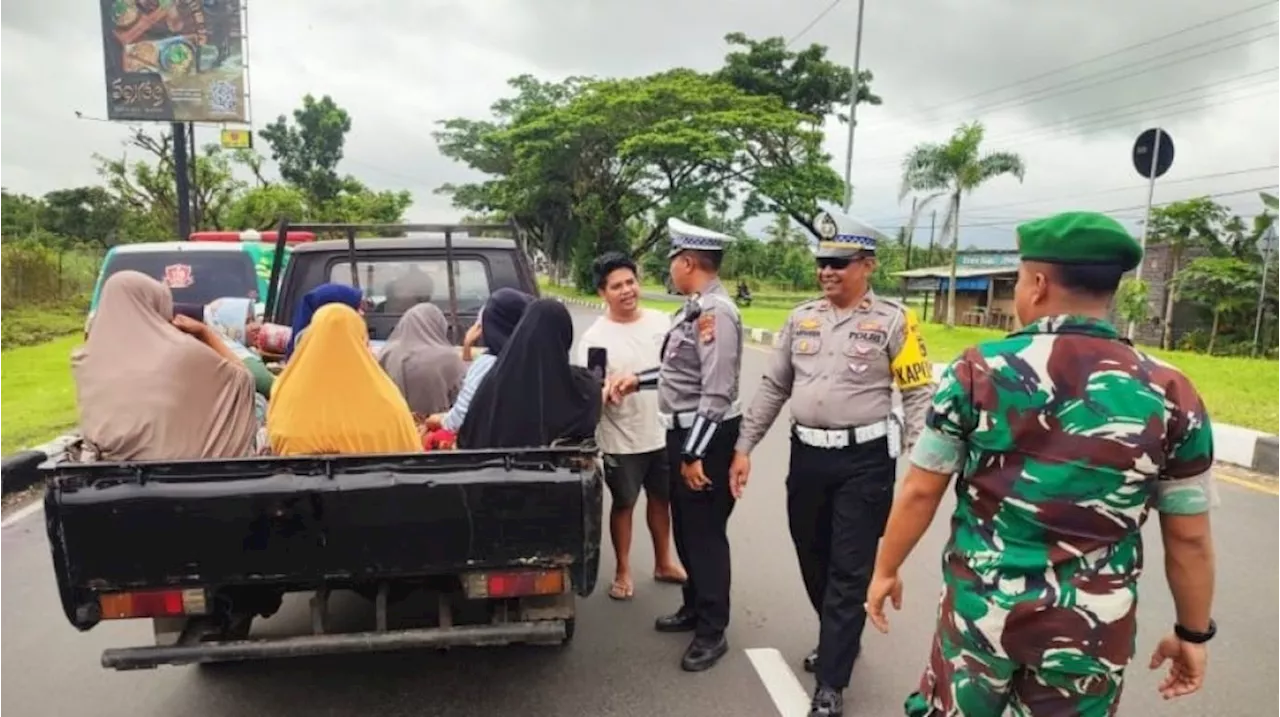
[
  {"left": 171, "top": 314, "right": 209, "bottom": 337},
  {"left": 729, "top": 452, "right": 750, "bottom": 499},
  {"left": 463, "top": 321, "right": 482, "bottom": 347},
  {"left": 680, "top": 459, "right": 711, "bottom": 491},
  {"left": 1149, "top": 633, "right": 1208, "bottom": 699},
  {"left": 425, "top": 414, "right": 444, "bottom": 431},
  {"left": 865, "top": 571, "right": 903, "bottom": 634},
  {"left": 605, "top": 374, "right": 639, "bottom": 404}
]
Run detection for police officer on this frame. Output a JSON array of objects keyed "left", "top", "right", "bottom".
[
  {"left": 729, "top": 210, "right": 934, "bottom": 716},
  {"left": 608, "top": 217, "right": 745, "bottom": 672}
]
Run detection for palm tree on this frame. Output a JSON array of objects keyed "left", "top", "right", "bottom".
[{"left": 899, "top": 121, "right": 1026, "bottom": 327}]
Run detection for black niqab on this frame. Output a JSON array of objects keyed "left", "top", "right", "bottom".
[{"left": 457, "top": 299, "right": 601, "bottom": 449}]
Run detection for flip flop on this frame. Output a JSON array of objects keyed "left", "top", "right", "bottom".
[
  {"left": 608, "top": 579, "right": 634, "bottom": 600},
  {"left": 654, "top": 572, "right": 687, "bottom": 585}
]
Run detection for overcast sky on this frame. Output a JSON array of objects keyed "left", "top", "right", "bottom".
[{"left": 2, "top": 0, "right": 1277, "bottom": 251}]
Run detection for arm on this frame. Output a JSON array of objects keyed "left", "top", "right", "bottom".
[
  {"left": 685, "top": 305, "right": 742, "bottom": 460},
  {"left": 441, "top": 357, "right": 494, "bottom": 432},
  {"left": 874, "top": 357, "right": 976, "bottom": 577},
  {"left": 888, "top": 307, "right": 935, "bottom": 451},
  {"left": 734, "top": 315, "right": 796, "bottom": 455},
  {"left": 1156, "top": 387, "right": 1218, "bottom": 632}
]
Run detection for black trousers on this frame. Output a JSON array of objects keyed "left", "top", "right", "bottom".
[
  {"left": 665, "top": 417, "right": 740, "bottom": 639},
  {"left": 787, "top": 434, "right": 896, "bottom": 689}
]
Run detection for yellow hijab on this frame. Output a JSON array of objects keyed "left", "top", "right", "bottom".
[{"left": 267, "top": 303, "right": 421, "bottom": 456}]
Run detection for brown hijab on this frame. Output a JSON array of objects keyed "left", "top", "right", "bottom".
[
  {"left": 378, "top": 303, "right": 465, "bottom": 415},
  {"left": 72, "top": 270, "right": 258, "bottom": 461}
]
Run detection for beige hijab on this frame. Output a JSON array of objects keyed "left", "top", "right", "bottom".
[
  {"left": 72, "top": 270, "right": 257, "bottom": 461},
  {"left": 377, "top": 303, "right": 465, "bottom": 415}
]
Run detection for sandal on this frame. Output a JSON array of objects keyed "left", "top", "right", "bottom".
[{"left": 608, "top": 578, "right": 634, "bottom": 600}]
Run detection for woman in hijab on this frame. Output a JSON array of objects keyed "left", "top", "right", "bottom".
[
  {"left": 284, "top": 283, "right": 364, "bottom": 360},
  {"left": 267, "top": 303, "right": 421, "bottom": 456},
  {"left": 378, "top": 303, "right": 466, "bottom": 416},
  {"left": 427, "top": 288, "right": 534, "bottom": 438},
  {"left": 72, "top": 271, "right": 258, "bottom": 461},
  {"left": 457, "top": 299, "right": 602, "bottom": 449}
]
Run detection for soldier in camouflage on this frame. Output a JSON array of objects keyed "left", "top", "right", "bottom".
[{"left": 864, "top": 211, "right": 1219, "bottom": 716}]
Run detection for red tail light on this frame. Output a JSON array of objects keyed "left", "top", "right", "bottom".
[
  {"left": 98, "top": 588, "right": 209, "bottom": 620},
  {"left": 463, "top": 569, "right": 567, "bottom": 599}
]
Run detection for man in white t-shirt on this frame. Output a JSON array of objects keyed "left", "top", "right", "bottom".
[{"left": 577, "top": 252, "right": 688, "bottom": 600}]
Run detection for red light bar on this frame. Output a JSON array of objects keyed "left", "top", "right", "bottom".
[
  {"left": 463, "top": 569, "right": 567, "bottom": 599},
  {"left": 98, "top": 588, "right": 209, "bottom": 620},
  {"left": 189, "top": 230, "right": 316, "bottom": 244}
]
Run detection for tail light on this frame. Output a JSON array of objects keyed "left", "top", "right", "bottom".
[
  {"left": 98, "top": 588, "right": 209, "bottom": 620},
  {"left": 463, "top": 569, "right": 567, "bottom": 599}
]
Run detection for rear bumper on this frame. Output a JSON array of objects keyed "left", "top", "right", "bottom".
[{"left": 102, "top": 619, "right": 567, "bottom": 670}]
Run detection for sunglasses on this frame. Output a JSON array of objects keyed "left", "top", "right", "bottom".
[{"left": 816, "top": 257, "right": 853, "bottom": 270}]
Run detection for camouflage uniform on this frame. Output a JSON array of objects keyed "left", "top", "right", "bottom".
[{"left": 904, "top": 315, "right": 1216, "bottom": 717}]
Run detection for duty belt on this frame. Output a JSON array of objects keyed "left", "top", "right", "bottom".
[
  {"left": 792, "top": 421, "right": 890, "bottom": 450},
  {"left": 658, "top": 405, "right": 742, "bottom": 431}
]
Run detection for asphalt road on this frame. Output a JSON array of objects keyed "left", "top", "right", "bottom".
[{"left": 2, "top": 305, "right": 1276, "bottom": 717}]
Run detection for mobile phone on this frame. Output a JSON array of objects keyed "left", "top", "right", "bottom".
[{"left": 587, "top": 347, "right": 608, "bottom": 380}]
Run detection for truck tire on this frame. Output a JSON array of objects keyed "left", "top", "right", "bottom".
[{"left": 560, "top": 617, "right": 576, "bottom": 646}]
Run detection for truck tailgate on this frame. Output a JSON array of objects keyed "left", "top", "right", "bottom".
[{"left": 45, "top": 449, "right": 602, "bottom": 627}]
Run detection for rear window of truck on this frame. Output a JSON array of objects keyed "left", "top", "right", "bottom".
[{"left": 328, "top": 258, "right": 492, "bottom": 314}]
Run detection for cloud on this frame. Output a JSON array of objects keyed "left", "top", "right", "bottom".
[{"left": 3, "top": 0, "right": 1276, "bottom": 244}]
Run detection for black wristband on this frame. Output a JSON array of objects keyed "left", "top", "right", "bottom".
[{"left": 1174, "top": 619, "right": 1216, "bottom": 644}]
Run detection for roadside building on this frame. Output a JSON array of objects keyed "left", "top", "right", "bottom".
[{"left": 893, "top": 250, "right": 1020, "bottom": 330}]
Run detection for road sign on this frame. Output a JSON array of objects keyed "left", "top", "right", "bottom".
[
  {"left": 1132, "top": 128, "right": 1174, "bottom": 179},
  {"left": 220, "top": 129, "right": 253, "bottom": 149}
]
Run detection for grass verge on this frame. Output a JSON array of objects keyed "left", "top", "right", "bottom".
[
  {"left": 543, "top": 280, "right": 1278, "bottom": 433},
  {"left": 1, "top": 335, "right": 81, "bottom": 455},
  {"left": 1, "top": 299, "right": 88, "bottom": 350}
]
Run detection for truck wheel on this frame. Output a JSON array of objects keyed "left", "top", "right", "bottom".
[{"left": 560, "top": 617, "right": 576, "bottom": 646}]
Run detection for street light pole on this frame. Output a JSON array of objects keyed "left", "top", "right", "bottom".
[
  {"left": 1252, "top": 224, "right": 1277, "bottom": 356},
  {"left": 841, "top": 0, "right": 866, "bottom": 213}
]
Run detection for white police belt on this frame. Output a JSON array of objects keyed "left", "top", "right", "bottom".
[
  {"left": 658, "top": 407, "right": 742, "bottom": 431},
  {"left": 793, "top": 421, "right": 889, "bottom": 449}
]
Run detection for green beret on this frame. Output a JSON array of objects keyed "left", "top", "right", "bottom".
[{"left": 1016, "top": 211, "right": 1143, "bottom": 272}]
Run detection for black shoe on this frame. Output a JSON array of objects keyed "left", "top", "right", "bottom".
[
  {"left": 808, "top": 684, "right": 843, "bottom": 717},
  {"left": 654, "top": 609, "right": 697, "bottom": 633},
  {"left": 803, "top": 647, "right": 818, "bottom": 673},
  {"left": 680, "top": 634, "right": 729, "bottom": 672}
]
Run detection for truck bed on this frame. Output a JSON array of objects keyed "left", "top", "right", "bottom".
[{"left": 44, "top": 446, "right": 603, "bottom": 632}]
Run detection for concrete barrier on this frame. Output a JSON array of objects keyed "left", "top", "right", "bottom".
[{"left": 555, "top": 295, "right": 1279, "bottom": 471}]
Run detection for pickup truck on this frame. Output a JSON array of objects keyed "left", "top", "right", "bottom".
[{"left": 40, "top": 220, "right": 604, "bottom": 671}]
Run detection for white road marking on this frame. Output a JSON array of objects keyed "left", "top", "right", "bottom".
[
  {"left": 2, "top": 500, "right": 43, "bottom": 530},
  {"left": 745, "top": 647, "right": 811, "bottom": 717}
]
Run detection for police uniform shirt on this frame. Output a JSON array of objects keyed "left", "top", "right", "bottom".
[
  {"left": 735, "top": 290, "right": 934, "bottom": 455},
  {"left": 645, "top": 280, "right": 744, "bottom": 459}
]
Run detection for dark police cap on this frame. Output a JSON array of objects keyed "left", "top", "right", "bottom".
[{"left": 1016, "top": 211, "right": 1143, "bottom": 272}]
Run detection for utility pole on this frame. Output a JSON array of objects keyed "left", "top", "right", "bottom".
[
  {"left": 840, "top": 0, "right": 866, "bottom": 213},
  {"left": 1253, "top": 224, "right": 1277, "bottom": 356},
  {"left": 173, "top": 122, "right": 192, "bottom": 240},
  {"left": 927, "top": 210, "right": 937, "bottom": 258}
]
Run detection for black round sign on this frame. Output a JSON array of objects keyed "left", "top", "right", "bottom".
[{"left": 1133, "top": 128, "right": 1175, "bottom": 179}]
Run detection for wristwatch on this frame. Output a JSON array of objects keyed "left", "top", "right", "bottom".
[{"left": 1174, "top": 619, "right": 1217, "bottom": 644}]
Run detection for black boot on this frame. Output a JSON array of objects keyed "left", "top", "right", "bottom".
[
  {"left": 654, "top": 607, "right": 697, "bottom": 633},
  {"left": 802, "top": 647, "right": 818, "bottom": 673},
  {"left": 680, "top": 634, "right": 729, "bottom": 672},
  {"left": 808, "top": 683, "right": 843, "bottom": 717}
]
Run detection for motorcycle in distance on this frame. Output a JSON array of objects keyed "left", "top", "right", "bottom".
[{"left": 734, "top": 280, "right": 753, "bottom": 307}]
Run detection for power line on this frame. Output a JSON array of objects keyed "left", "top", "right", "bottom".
[
  {"left": 860, "top": 1, "right": 1276, "bottom": 128},
  {"left": 787, "top": 0, "right": 844, "bottom": 47},
  {"left": 859, "top": 24, "right": 1278, "bottom": 138}
]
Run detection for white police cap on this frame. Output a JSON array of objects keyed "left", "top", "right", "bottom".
[
  {"left": 667, "top": 217, "right": 735, "bottom": 258},
  {"left": 813, "top": 209, "right": 886, "bottom": 258}
]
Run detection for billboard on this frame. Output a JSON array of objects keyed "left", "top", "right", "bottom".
[{"left": 100, "top": 0, "right": 247, "bottom": 122}]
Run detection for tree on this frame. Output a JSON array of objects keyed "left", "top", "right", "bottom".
[
  {"left": 715, "top": 32, "right": 881, "bottom": 124},
  {"left": 1145, "top": 197, "right": 1230, "bottom": 349},
  {"left": 899, "top": 121, "right": 1026, "bottom": 327},
  {"left": 1114, "top": 277, "right": 1150, "bottom": 327},
  {"left": 259, "top": 94, "right": 353, "bottom": 203},
  {"left": 1174, "top": 257, "right": 1260, "bottom": 354},
  {"left": 40, "top": 187, "right": 125, "bottom": 249}
]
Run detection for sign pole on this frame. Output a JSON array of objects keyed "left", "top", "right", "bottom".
[{"left": 1127, "top": 128, "right": 1173, "bottom": 340}]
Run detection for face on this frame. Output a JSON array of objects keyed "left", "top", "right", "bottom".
[
  {"left": 816, "top": 254, "right": 876, "bottom": 302},
  {"left": 1013, "top": 261, "right": 1050, "bottom": 325},
  {"left": 668, "top": 254, "right": 695, "bottom": 295},
  {"left": 598, "top": 267, "right": 640, "bottom": 313}
]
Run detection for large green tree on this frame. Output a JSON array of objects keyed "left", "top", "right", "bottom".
[
  {"left": 898, "top": 121, "right": 1027, "bottom": 327},
  {"left": 259, "top": 94, "right": 353, "bottom": 204},
  {"left": 1145, "top": 197, "right": 1230, "bottom": 349},
  {"left": 1174, "top": 256, "right": 1263, "bottom": 354}
]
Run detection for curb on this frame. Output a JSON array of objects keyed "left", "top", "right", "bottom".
[{"left": 555, "top": 295, "right": 1278, "bottom": 473}]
